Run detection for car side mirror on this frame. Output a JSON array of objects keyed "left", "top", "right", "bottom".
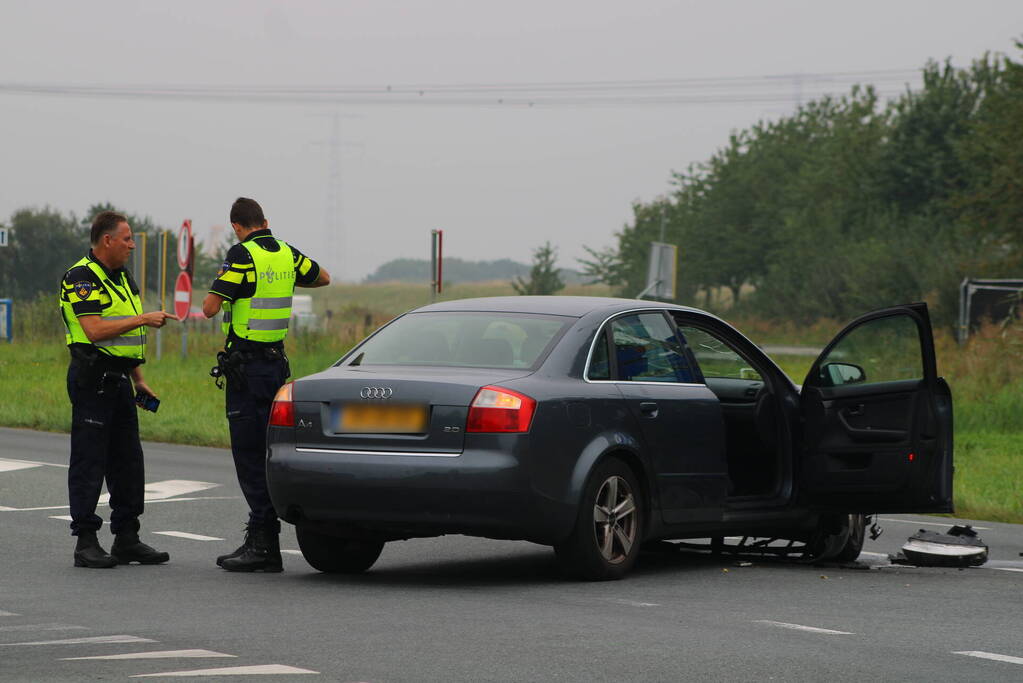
[{"left": 819, "top": 362, "right": 866, "bottom": 387}]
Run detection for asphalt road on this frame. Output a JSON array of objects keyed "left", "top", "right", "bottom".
[{"left": 1, "top": 426, "right": 1022, "bottom": 682}]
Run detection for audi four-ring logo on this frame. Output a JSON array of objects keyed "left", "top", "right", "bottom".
[{"left": 360, "top": 386, "right": 393, "bottom": 399}]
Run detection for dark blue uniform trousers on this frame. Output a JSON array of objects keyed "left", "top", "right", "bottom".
[
  {"left": 226, "top": 357, "right": 288, "bottom": 532},
  {"left": 66, "top": 364, "right": 145, "bottom": 537}
]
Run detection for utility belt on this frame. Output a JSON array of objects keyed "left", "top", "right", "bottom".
[
  {"left": 69, "top": 345, "right": 137, "bottom": 393},
  {"left": 209, "top": 345, "right": 289, "bottom": 390}
]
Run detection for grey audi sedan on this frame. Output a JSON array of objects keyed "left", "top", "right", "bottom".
[{"left": 266, "top": 296, "right": 952, "bottom": 580}]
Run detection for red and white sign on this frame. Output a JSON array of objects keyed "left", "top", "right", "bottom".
[
  {"left": 177, "top": 219, "right": 193, "bottom": 270},
  {"left": 173, "top": 271, "right": 192, "bottom": 320}
]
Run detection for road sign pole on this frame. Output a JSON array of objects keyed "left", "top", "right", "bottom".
[{"left": 157, "top": 231, "right": 168, "bottom": 360}]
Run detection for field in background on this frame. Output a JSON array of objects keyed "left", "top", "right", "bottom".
[{"left": 2, "top": 281, "right": 1020, "bottom": 522}]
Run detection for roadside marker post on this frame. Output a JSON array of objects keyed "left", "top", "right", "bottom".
[
  {"left": 0, "top": 299, "right": 12, "bottom": 342},
  {"left": 430, "top": 229, "right": 444, "bottom": 302}
]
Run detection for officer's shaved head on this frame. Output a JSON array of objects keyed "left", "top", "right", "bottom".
[
  {"left": 90, "top": 211, "right": 128, "bottom": 245},
  {"left": 230, "top": 197, "right": 265, "bottom": 229}
]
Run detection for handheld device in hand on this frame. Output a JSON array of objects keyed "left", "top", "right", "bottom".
[{"left": 135, "top": 390, "right": 160, "bottom": 413}]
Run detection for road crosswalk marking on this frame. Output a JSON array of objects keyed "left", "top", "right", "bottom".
[
  {"left": 131, "top": 664, "right": 319, "bottom": 677},
  {"left": 63, "top": 649, "right": 235, "bottom": 661},
  {"left": 0, "top": 610, "right": 19, "bottom": 617}
]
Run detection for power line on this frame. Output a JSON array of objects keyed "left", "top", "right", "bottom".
[{"left": 0, "top": 69, "right": 921, "bottom": 108}]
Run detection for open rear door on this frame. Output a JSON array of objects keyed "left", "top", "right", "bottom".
[{"left": 799, "top": 303, "right": 953, "bottom": 513}]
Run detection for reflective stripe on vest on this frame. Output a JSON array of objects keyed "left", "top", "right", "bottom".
[
  {"left": 222, "top": 238, "right": 296, "bottom": 343},
  {"left": 60, "top": 257, "right": 145, "bottom": 360}
]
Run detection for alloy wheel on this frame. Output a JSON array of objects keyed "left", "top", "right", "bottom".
[{"left": 592, "top": 475, "right": 638, "bottom": 564}]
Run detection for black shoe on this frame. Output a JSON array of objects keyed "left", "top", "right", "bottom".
[
  {"left": 216, "top": 525, "right": 253, "bottom": 567},
  {"left": 111, "top": 534, "right": 170, "bottom": 565},
  {"left": 73, "top": 531, "right": 117, "bottom": 569},
  {"left": 221, "top": 527, "right": 282, "bottom": 573}
]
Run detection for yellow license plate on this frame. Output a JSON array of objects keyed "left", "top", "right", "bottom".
[{"left": 337, "top": 403, "right": 429, "bottom": 434}]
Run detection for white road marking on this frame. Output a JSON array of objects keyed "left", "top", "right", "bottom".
[
  {"left": 1, "top": 496, "right": 240, "bottom": 513},
  {"left": 64, "top": 649, "right": 236, "bottom": 661},
  {"left": 0, "top": 623, "right": 87, "bottom": 633},
  {"left": 281, "top": 550, "right": 302, "bottom": 555},
  {"left": 0, "top": 459, "right": 44, "bottom": 473},
  {"left": 153, "top": 531, "right": 225, "bottom": 542},
  {"left": 99, "top": 480, "right": 219, "bottom": 505},
  {"left": 0, "top": 635, "right": 155, "bottom": 647},
  {"left": 878, "top": 517, "right": 990, "bottom": 531},
  {"left": 131, "top": 664, "right": 319, "bottom": 677},
  {"left": 605, "top": 598, "right": 660, "bottom": 607},
  {"left": 0, "top": 610, "right": 20, "bottom": 617},
  {"left": 953, "top": 651, "right": 1023, "bottom": 666},
  {"left": 754, "top": 620, "right": 853, "bottom": 635},
  {"left": 991, "top": 568, "right": 1023, "bottom": 573},
  {"left": 49, "top": 515, "right": 73, "bottom": 522}
]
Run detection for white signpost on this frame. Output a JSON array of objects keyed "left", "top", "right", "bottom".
[{"left": 637, "top": 242, "right": 678, "bottom": 300}]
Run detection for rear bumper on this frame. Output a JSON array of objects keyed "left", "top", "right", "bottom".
[{"left": 266, "top": 440, "right": 573, "bottom": 544}]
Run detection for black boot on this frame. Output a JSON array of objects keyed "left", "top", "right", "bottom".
[
  {"left": 111, "top": 533, "right": 170, "bottom": 565},
  {"left": 220, "top": 526, "right": 282, "bottom": 573},
  {"left": 73, "top": 531, "right": 117, "bottom": 569},
  {"left": 216, "top": 525, "right": 253, "bottom": 567}
]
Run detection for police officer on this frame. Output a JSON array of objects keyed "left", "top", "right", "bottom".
[
  {"left": 60, "top": 211, "right": 175, "bottom": 568},
  {"left": 202, "top": 197, "right": 329, "bottom": 572}
]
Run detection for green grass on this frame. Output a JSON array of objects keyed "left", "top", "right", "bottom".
[
  {"left": 4, "top": 282, "right": 1021, "bottom": 522},
  {"left": 0, "top": 334, "right": 350, "bottom": 449}
]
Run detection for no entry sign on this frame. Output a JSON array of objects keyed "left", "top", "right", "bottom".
[{"left": 173, "top": 271, "right": 192, "bottom": 320}]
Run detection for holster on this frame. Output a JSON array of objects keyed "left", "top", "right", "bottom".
[
  {"left": 70, "top": 346, "right": 132, "bottom": 392},
  {"left": 210, "top": 346, "right": 290, "bottom": 390}
]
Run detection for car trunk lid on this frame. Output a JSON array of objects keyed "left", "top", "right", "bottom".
[{"left": 291, "top": 365, "right": 533, "bottom": 454}]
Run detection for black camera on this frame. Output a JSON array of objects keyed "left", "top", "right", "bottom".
[{"left": 135, "top": 390, "right": 160, "bottom": 413}]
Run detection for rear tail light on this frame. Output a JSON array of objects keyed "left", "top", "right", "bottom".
[
  {"left": 466, "top": 385, "right": 536, "bottom": 433},
  {"left": 269, "top": 382, "right": 295, "bottom": 427}
]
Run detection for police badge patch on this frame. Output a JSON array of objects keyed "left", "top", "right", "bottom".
[
  {"left": 74, "top": 281, "right": 93, "bottom": 299},
  {"left": 216, "top": 261, "right": 230, "bottom": 277}
]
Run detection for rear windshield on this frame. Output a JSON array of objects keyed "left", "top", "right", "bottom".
[{"left": 342, "top": 312, "right": 572, "bottom": 369}]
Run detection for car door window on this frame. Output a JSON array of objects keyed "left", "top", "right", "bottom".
[
  {"left": 587, "top": 329, "right": 611, "bottom": 380},
  {"left": 812, "top": 314, "right": 922, "bottom": 387},
  {"left": 678, "top": 326, "right": 762, "bottom": 381},
  {"left": 610, "top": 313, "right": 698, "bottom": 383}
]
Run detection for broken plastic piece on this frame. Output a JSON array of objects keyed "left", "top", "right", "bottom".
[{"left": 895, "top": 526, "right": 988, "bottom": 567}]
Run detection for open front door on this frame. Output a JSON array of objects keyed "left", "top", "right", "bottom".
[{"left": 799, "top": 303, "right": 953, "bottom": 513}]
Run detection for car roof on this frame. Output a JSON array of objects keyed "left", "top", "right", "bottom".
[{"left": 411, "top": 296, "right": 708, "bottom": 318}]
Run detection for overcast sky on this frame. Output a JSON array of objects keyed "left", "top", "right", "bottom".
[{"left": 1, "top": 1, "right": 1020, "bottom": 281}]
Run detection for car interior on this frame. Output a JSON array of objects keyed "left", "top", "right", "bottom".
[{"left": 673, "top": 319, "right": 783, "bottom": 499}]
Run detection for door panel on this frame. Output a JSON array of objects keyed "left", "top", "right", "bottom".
[
  {"left": 800, "top": 304, "right": 953, "bottom": 513},
  {"left": 605, "top": 312, "right": 727, "bottom": 523}
]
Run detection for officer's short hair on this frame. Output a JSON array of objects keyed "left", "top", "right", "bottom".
[
  {"left": 230, "top": 197, "right": 265, "bottom": 228},
  {"left": 90, "top": 211, "right": 128, "bottom": 245}
]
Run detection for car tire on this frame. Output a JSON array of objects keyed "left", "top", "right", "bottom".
[
  {"left": 832, "top": 514, "right": 866, "bottom": 562},
  {"left": 296, "top": 525, "right": 385, "bottom": 574},
  {"left": 555, "top": 458, "right": 644, "bottom": 581}
]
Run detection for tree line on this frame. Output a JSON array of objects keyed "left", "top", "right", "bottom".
[
  {"left": 582, "top": 45, "right": 1023, "bottom": 326},
  {"left": 0, "top": 203, "right": 224, "bottom": 304}
]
